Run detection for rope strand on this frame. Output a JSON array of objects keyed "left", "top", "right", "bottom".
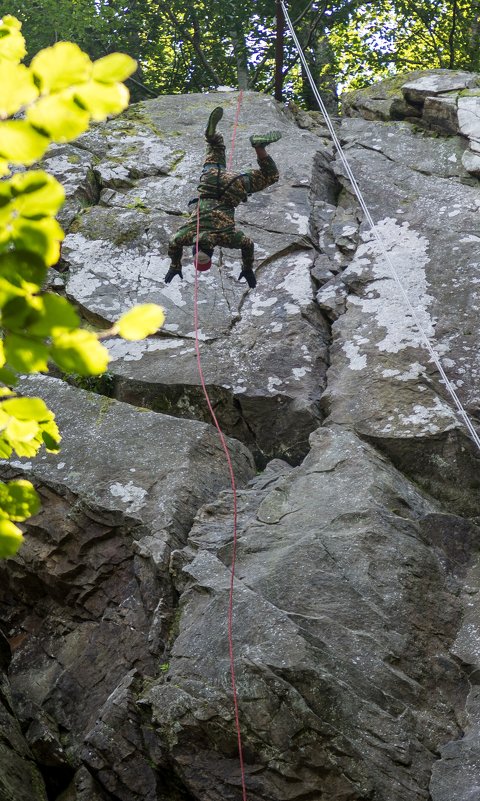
[
  {"left": 280, "top": 0, "right": 480, "bottom": 452},
  {"left": 194, "top": 91, "right": 248, "bottom": 801}
]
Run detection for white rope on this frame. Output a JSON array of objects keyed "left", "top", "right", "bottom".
[{"left": 281, "top": 0, "right": 480, "bottom": 452}]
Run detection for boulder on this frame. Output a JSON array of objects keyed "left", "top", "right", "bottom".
[
  {"left": 144, "top": 426, "right": 469, "bottom": 800},
  {"left": 401, "top": 71, "right": 478, "bottom": 105}
]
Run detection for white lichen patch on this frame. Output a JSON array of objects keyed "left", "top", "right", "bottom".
[
  {"left": 342, "top": 341, "right": 367, "bottom": 371},
  {"left": 276, "top": 253, "right": 313, "bottom": 309},
  {"left": 380, "top": 397, "right": 457, "bottom": 435},
  {"left": 381, "top": 362, "right": 426, "bottom": 381},
  {"left": 109, "top": 481, "right": 147, "bottom": 512},
  {"left": 348, "top": 218, "right": 434, "bottom": 355},
  {"left": 250, "top": 295, "right": 278, "bottom": 317},
  {"left": 106, "top": 337, "right": 184, "bottom": 363},
  {"left": 285, "top": 211, "right": 309, "bottom": 235},
  {"left": 267, "top": 376, "right": 283, "bottom": 393},
  {"left": 292, "top": 367, "right": 310, "bottom": 380}
]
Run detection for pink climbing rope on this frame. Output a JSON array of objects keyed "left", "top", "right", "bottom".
[{"left": 193, "top": 89, "right": 248, "bottom": 801}]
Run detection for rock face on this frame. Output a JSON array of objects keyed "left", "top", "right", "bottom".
[
  {"left": 2, "top": 74, "right": 480, "bottom": 801},
  {"left": 61, "top": 91, "right": 331, "bottom": 466}
]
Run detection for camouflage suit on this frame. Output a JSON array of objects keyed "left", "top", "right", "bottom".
[{"left": 167, "top": 133, "right": 279, "bottom": 271}]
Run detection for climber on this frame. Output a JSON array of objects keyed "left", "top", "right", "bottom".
[{"left": 165, "top": 107, "right": 282, "bottom": 289}]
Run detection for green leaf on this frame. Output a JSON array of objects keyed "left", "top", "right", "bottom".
[
  {"left": 92, "top": 53, "right": 137, "bottom": 83},
  {"left": 30, "top": 42, "right": 92, "bottom": 93},
  {"left": 0, "top": 277, "right": 24, "bottom": 308},
  {"left": 27, "top": 94, "right": 90, "bottom": 142},
  {"left": 28, "top": 294, "right": 80, "bottom": 337},
  {"left": 0, "top": 435, "right": 12, "bottom": 458},
  {"left": 4, "top": 416, "right": 39, "bottom": 444},
  {"left": 0, "top": 518, "right": 23, "bottom": 558},
  {"left": 0, "top": 251, "right": 47, "bottom": 292},
  {"left": 0, "top": 16, "right": 26, "bottom": 64},
  {"left": 1, "top": 296, "right": 42, "bottom": 332},
  {"left": 4, "top": 333, "right": 50, "bottom": 373},
  {"left": 11, "top": 217, "right": 63, "bottom": 266},
  {"left": 42, "top": 429, "right": 61, "bottom": 452},
  {"left": 0, "top": 121, "right": 49, "bottom": 164},
  {"left": 116, "top": 304, "right": 165, "bottom": 340},
  {"left": 0, "top": 62, "right": 38, "bottom": 116},
  {"left": 1, "top": 396, "right": 54, "bottom": 421},
  {"left": 51, "top": 329, "right": 109, "bottom": 375},
  {"left": 41, "top": 418, "right": 61, "bottom": 450},
  {"left": 74, "top": 80, "right": 129, "bottom": 121},
  {"left": 9, "top": 171, "right": 65, "bottom": 218},
  {"left": 0, "top": 479, "right": 40, "bottom": 522},
  {"left": 0, "top": 366, "right": 18, "bottom": 386}
]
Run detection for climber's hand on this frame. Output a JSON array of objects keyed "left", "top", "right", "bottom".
[
  {"left": 165, "top": 267, "right": 183, "bottom": 284},
  {"left": 238, "top": 268, "right": 257, "bottom": 289}
]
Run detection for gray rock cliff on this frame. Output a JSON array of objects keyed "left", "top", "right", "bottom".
[{"left": 2, "top": 72, "right": 480, "bottom": 800}]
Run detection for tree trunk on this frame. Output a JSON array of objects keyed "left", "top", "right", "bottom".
[
  {"left": 469, "top": 0, "right": 480, "bottom": 71},
  {"left": 275, "top": 0, "right": 285, "bottom": 102},
  {"left": 230, "top": 21, "right": 250, "bottom": 90}
]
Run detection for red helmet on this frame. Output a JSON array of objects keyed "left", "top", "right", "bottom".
[{"left": 192, "top": 244, "right": 213, "bottom": 272}]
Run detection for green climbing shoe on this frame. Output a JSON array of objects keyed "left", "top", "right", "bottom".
[
  {"left": 206, "top": 106, "right": 223, "bottom": 138},
  {"left": 250, "top": 130, "right": 282, "bottom": 148}
]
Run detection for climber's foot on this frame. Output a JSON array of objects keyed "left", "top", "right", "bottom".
[
  {"left": 206, "top": 107, "right": 224, "bottom": 138},
  {"left": 250, "top": 130, "right": 282, "bottom": 148}
]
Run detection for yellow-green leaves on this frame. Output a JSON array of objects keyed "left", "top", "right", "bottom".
[
  {"left": 0, "top": 395, "right": 61, "bottom": 459},
  {"left": 0, "top": 479, "right": 40, "bottom": 521},
  {"left": 51, "top": 330, "right": 110, "bottom": 375},
  {"left": 10, "top": 171, "right": 65, "bottom": 217},
  {"left": 0, "top": 120, "right": 49, "bottom": 164},
  {"left": 74, "top": 81, "right": 130, "bottom": 121},
  {"left": 0, "top": 479, "right": 41, "bottom": 557},
  {"left": 116, "top": 304, "right": 166, "bottom": 340},
  {"left": 0, "top": 519, "right": 24, "bottom": 558},
  {"left": 0, "top": 15, "right": 26, "bottom": 64},
  {"left": 30, "top": 42, "right": 93, "bottom": 92},
  {"left": 0, "top": 172, "right": 65, "bottom": 264},
  {"left": 27, "top": 94, "right": 91, "bottom": 142},
  {"left": 0, "top": 62, "right": 38, "bottom": 117},
  {"left": 0, "top": 20, "right": 137, "bottom": 156},
  {"left": 92, "top": 53, "right": 137, "bottom": 83}
]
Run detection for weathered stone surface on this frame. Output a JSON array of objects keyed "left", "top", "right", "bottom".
[
  {"left": 145, "top": 426, "right": 469, "bottom": 800},
  {"left": 342, "top": 71, "right": 428, "bottom": 120},
  {"left": 402, "top": 71, "right": 479, "bottom": 105},
  {"left": 0, "top": 375, "right": 254, "bottom": 798},
  {"left": 343, "top": 71, "right": 480, "bottom": 180},
  {"left": 319, "top": 115, "right": 480, "bottom": 515},
  {"left": 41, "top": 144, "right": 99, "bottom": 230},
  {"left": 0, "top": 670, "right": 48, "bottom": 801},
  {"left": 423, "top": 95, "right": 460, "bottom": 135},
  {"left": 430, "top": 556, "right": 480, "bottom": 801},
  {"left": 457, "top": 94, "right": 480, "bottom": 142}
]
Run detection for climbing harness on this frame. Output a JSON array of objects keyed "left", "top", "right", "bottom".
[
  {"left": 193, "top": 90, "right": 248, "bottom": 801},
  {"left": 280, "top": 0, "right": 480, "bottom": 453}
]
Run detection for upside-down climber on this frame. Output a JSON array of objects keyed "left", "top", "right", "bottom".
[{"left": 165, "top": 106, "right": 282, "bottom": 289}]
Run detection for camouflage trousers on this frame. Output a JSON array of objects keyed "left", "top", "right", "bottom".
[
  {"left": 168, "top": 214, "right": 255, "bottom": 270},
  {"left": 167, "top": 133, "right": 279, "bottom": 270}
]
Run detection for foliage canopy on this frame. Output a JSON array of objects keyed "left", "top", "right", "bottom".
[{"left": 2, "top": 0, "right": 479, "bottom": 107}]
